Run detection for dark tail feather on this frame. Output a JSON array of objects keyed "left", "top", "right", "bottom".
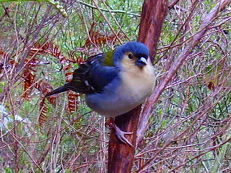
[{"left": 45, "top": 85, "right": 69, "bottom": 97}]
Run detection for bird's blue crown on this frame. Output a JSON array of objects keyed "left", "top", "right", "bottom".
[{"left": 113, "top": 41, "right": 149, "bottom": 67}]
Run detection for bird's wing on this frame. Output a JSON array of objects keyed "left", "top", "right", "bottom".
[
  {"left": 69, "top": 53, "right": 119, "bottom": 94},
  {"left": 45, "top": 53, "right": 118, "bottom": 97}
]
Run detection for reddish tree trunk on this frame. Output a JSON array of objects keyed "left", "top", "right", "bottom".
[
  {"left": 108, "top": 0, "right": 168, "bottom": 172},
  {"left": 138, "top": 0, "right": 169, "bottom": 61},
  {"left": 108, "top": 106, "right": 141, "bottom": 173}
]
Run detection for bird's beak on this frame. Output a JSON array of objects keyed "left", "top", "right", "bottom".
[{"left": 135, "top": 57, "right": 147, "bottom": 67}]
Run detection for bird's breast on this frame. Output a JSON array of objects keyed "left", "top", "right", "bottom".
[{"left": 119, "top": 61, "right": 155, "bottom": 106}]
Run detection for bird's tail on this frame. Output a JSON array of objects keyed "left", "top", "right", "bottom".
[
  {"left": 45, "top": 85, "right": 69, "bottom": 97},
  {"left": 45, "top": 62, "right": 94, "bottom": 97}
]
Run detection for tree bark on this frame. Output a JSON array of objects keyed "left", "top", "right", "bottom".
[
  {"left": 138, "top": 0, "right": 169, "bottom": 61},
  {"left": 108, "top": 0, "right": 168, "bottom": 173},
  {"left": 108, "top": 106, "right": 141, "bottom": 173}
]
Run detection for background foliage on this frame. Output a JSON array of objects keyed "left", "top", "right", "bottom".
[{"left": 0, "top": 0, "right": 231, "bottom": 172}]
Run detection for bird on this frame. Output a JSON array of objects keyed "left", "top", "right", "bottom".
[{"left": 45, "top": 41, "right": 155, "bottom": 146}]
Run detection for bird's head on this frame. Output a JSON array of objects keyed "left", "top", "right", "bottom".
[{"left": 113, "top": 42, "right": 150, "bottom": 69}]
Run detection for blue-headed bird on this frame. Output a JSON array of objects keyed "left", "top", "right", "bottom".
[{"left": 46, "top": 41, "right": 155, "bottom": 146}]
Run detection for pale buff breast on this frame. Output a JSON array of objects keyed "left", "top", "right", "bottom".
[{"left": 119, "top": 56, "right": 155, "bottom": 105}]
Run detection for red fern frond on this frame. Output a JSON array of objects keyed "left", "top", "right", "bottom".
[
  {"left": 69, "top": 55, "right": 85, "bottom": 64},
  {"left": 23, "top": 69, "right": 36, "bottom": 99},
  {"left": 0, "top": 49, "right": 8, "bottom": 74},
  {"left": 22, "top": 58, "right": 39, "bottom": 99},
  {"left": 36, "top": 79, "right": 56, "bottom": 105},
  {"left": 83, "top": 23, "right": 124, "bottom": 48},
  {"left": 36, "top": 80, "right": 57, "bottom": 126},
  {"left": 65, "top": 72, "right": 73, "bottom": 83},
  {"left": 39, "top": 98, "right": 48, "bottom": 126},
  {"left": 68, "top": 91, "right": 79, "bottom": 113}
]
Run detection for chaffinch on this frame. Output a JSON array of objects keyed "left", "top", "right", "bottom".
[{"left": 46, "top": 41, "right": 155, "bottom": 146}]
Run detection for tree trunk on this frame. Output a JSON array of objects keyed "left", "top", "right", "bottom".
[
  {"left": 138, "top": 0, "right": 169, "bottom": 61},
  {"left": 108, "top": 0, "right": 168, "bottom": 172},
  {"left": 108, "top": 106, "right": 141, "bottom": 173}
]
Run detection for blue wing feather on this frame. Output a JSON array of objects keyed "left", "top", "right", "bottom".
[
  {"left": 46, "top": 53, "right": 119, "bottom": 97},
  {"left": 67, "top": 53, "right": 118, "bottom": 94}
]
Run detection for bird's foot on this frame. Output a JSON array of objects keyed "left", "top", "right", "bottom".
[{"left": 109, "top": 122, "right": 133, "bottom": 147}]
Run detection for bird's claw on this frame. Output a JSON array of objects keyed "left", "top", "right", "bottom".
[{"left": 111, "top": 123, "right": 133, "bottom": 147}]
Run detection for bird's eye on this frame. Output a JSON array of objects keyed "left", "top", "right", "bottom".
[{"left": 128, "top": 53, "right": 133, "bottom": 59}]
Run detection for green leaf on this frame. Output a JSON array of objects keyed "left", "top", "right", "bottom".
[
  {"left": 4, "top": 168, "right": 13, "bottom": 173},
  {"left": 161, "top": 120, "right": 168, "bottom": 129}
]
